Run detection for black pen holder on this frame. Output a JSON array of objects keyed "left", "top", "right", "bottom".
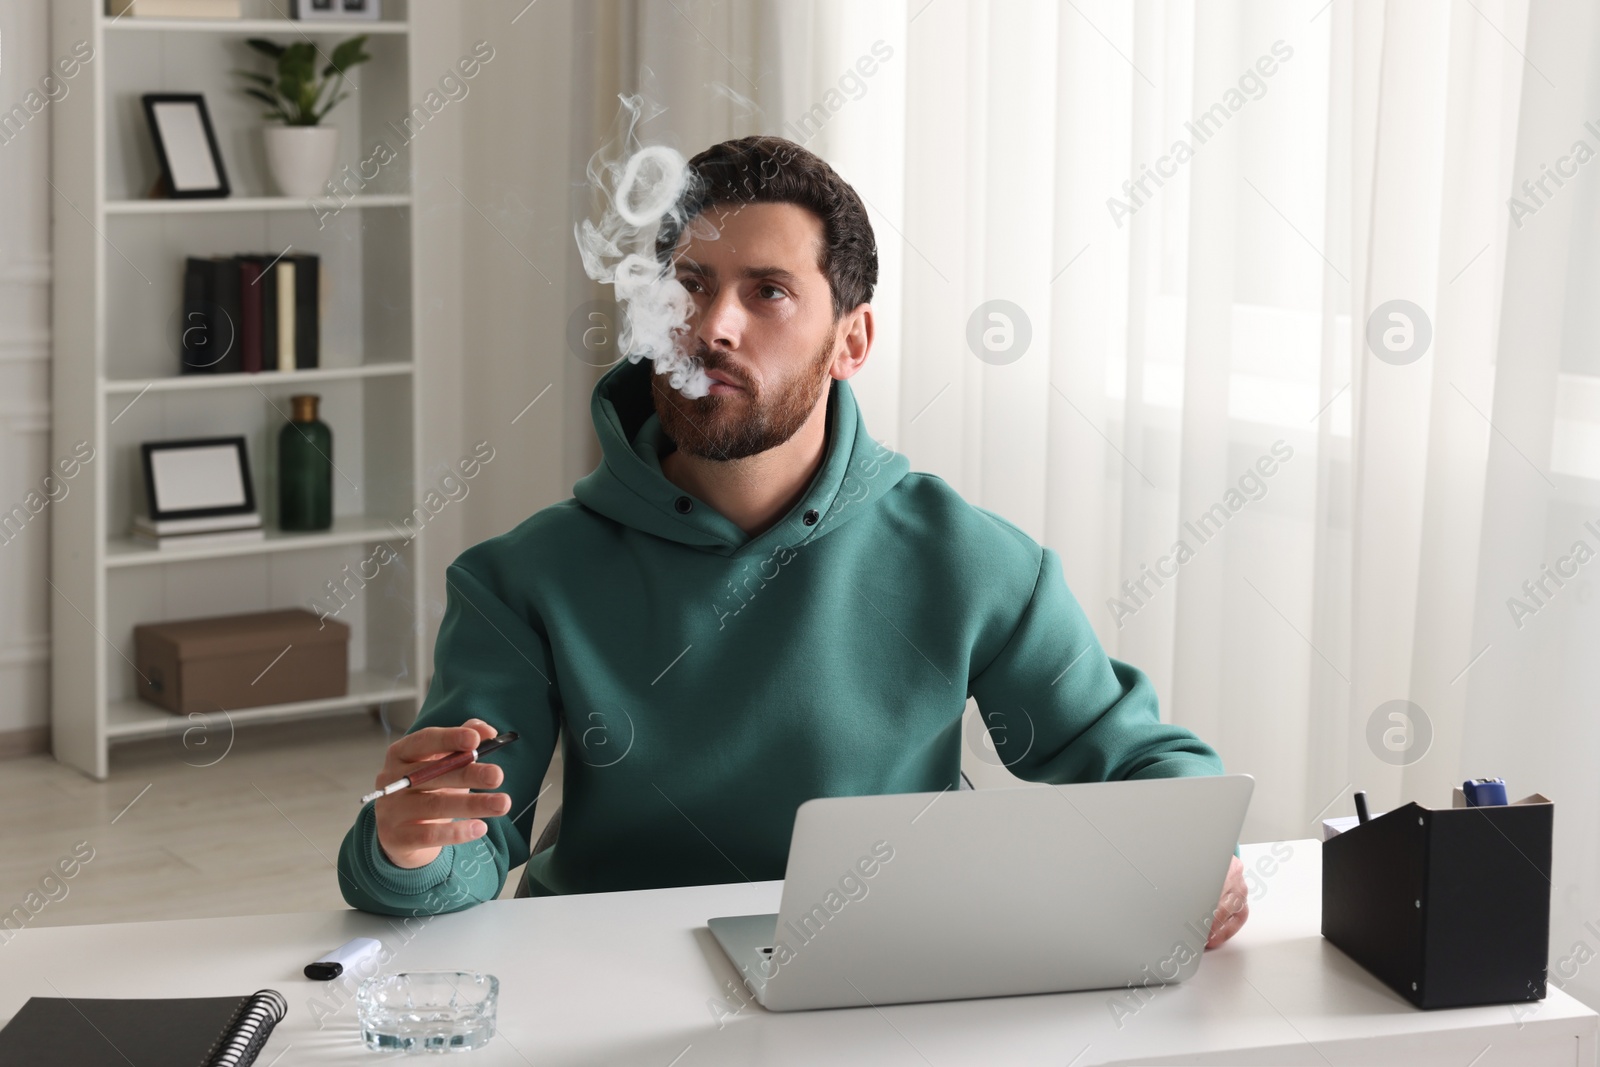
[{"left": 1321, "top": 790, "right": 1552, "bottom": 1009}]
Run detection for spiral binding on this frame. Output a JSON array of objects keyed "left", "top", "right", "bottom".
[{"left": 201, "top": 988, "right": 288, "bottom": 1067}]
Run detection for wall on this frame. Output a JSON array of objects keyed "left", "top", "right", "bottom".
[{"left": 0, "top": 2, "right": 58, "bottom": 747}]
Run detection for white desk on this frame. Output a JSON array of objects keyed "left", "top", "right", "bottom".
[{"left": 2, "top": 840, "right": 1595, "bottom": 1065}]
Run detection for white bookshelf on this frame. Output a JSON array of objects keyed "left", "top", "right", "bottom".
[
  {"left": 103, "top": 16, "right": 409, "bottom": 34},
  {"left": 105, "top": 193, "right": 412, "bottom": 214},
  {"left": 50, "top": 0, "right": 426, "bottom": 778},
  {"left": 104, "top": 360, "right": 413, "bottom": 393},
  {"left": 106, "top": 669, "right": 417, "bottom": 741}
]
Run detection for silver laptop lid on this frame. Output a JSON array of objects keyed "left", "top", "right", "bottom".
[{"left": 757, "top": 773, "right": 1253, "bottom": 1010}]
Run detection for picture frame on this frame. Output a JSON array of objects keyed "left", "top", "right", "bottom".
[
  {"left": 294, "top": 0, "right": 381, "bottom": 20},
  {"left": 141, "top": 94, "right": 230, "bottom": 199},
  {"left": 140, "top": 436, "right": 257, "bottom": 522}
]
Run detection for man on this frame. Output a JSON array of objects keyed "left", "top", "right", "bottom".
[{"left": 337, "top": 136, "right": 1249, "bottom": 949}]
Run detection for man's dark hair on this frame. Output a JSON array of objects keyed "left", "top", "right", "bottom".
[{"left": 656, "top": 136, "right": 878, "bottom": 319}]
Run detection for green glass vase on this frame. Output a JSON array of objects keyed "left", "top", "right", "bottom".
[{"left": 279, "top": 393, "right": 332, "bottom": 531}]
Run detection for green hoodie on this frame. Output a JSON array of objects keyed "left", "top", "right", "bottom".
[{"left": 337, "top": 357, "right": 1230, "bottom": 914}]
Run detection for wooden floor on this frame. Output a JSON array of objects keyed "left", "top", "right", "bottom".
[{"left": 1, "top": 713, "right": 562, "bottom": 929}]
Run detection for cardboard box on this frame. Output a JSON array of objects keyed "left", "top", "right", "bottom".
[{"left": 133, "top": 609, "right": 348, "bottom": 714}]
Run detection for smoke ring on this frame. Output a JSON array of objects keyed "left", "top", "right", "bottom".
[{"left": 615, "top": 145, "right": 689, "bottom": 227}]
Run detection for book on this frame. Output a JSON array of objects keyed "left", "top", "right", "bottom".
[
  {"left": 178, "top": 258, "right": 243, "bottom": 374},
  {"left": 0, "top": 989, "right": 285, "bottom": 1066},
  {"left": 131, "top": 526, "right": 267, "bottom": 549},
  {"left": 285, "top": 252, "right": 320, "bottom": 369},
  {"left": 133, "top": 512, "right": 262, "bottom": 536},
  {"left": 245, "top": 253, "right": 281, "bottom": 371},
  {"left": 107, "top": 0, "right": 243, "bottom": 17},
  {"left": 209, "top": 257, "right": 243, "bottom": 374},
  {"left": 276, "top": 260, "right": 296, "bottom": 373},
  {"left": 238, "top": 258, "right": 263, "bottom": 373},
  {"left": 180, "top": 256, "right": 212, "bottom": 373}
]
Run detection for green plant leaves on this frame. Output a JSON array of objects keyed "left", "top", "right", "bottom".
[
  {"left": 234, "top": 34, "right": 372, "bottom": 127},
  {"left": 244, "top": 37, "right": 286, "bottom": 59},
  {"left": 325, "top": 35, "right": 371, "bottom": 77}
]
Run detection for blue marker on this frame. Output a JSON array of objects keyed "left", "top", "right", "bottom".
[{"left": 1463, "top": 778, "right": 1507, "bottom": 807}]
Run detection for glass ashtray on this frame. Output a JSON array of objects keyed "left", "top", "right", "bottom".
[{"left": 355, "top": 971, "right": 499, "bottom": 1053}]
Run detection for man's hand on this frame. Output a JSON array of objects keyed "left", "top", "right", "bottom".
[
  {"left": 1205, "top": 854, "right": 1249, "bottom": 949},
  {"left": 373, "top": 718, "right": 512, "bottom": 870}
]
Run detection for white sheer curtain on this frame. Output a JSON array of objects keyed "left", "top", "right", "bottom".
[{"left": 582, "top": 0, "right": 1600, "bottom": 1008}]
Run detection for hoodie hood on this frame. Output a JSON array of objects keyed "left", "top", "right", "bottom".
[{"left": 573, "top": 356, "right": 909, "bottom": 558}]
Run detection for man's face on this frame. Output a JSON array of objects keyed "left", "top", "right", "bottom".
[{"left": 652, "top": 201, "right": 840, "bottom": 461}]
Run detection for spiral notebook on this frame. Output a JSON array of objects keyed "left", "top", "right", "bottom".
[{"left": 0, "top": 989, "right": 286, "bottom": 1066}]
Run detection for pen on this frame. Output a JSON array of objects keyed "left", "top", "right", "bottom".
[
  {"left": 359, "top": 731, "right": 520, "bottom": 805},
  {"left": 1353, "top": 789, "right": 1370, "bottom": 824}
]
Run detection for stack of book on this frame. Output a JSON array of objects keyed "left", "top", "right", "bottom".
[
  {"left": 131, "top": 512, "right": 264, "bottom": 549},
  {"left": 181, "top": 253, "right": 320, "bottom": 375}
]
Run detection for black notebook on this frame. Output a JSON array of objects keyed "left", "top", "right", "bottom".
[{"left": 0, "top": 989, "right": 286, "bottom": 1066}]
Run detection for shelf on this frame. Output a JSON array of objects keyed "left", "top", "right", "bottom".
[
  {"left": 106, "top": 669, "right": 418, "bottom": 741},
  {"left": 107, "top": 515, "right": 409, "bottom": 567},
  {"left": 105, "top": 194, "right": 412, "bottom": 215},
  {"left": 50, "top": 0, "right": 426, "bottom": 780},
  {"left": 104, "top": 362, "right": 412, "bottom": 394},
  {"left": 102, "top": 17, "right": 408, "bottom": 35}
]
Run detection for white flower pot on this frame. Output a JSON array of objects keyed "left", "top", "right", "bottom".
[{"left": 263, "top": 125, "right": 339, "bottom": 198}]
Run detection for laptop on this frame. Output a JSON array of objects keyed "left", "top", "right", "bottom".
[{"left": 708, "top": 773, "right": 1253, "bottom": 1011}]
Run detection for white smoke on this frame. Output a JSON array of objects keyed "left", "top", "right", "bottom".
[{"left": 574, "top": 94, "right": 715, "bottom": 398}]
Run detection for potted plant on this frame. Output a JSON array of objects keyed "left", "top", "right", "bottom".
[{"left": 237, "top": 36, "right": 371, "bottom": 198}]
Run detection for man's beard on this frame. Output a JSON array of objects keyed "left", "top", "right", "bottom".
[{"left": 651, "top": 334, "right": 834, "bottom": 461}]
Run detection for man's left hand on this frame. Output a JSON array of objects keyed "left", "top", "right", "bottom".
[{"left": 1205, "top": 854, "right": 1249, "bottom": 949}]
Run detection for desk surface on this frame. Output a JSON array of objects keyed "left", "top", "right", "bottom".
[{"left": 2, "top": 840, "right": 1595, "bottom": 1066}]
